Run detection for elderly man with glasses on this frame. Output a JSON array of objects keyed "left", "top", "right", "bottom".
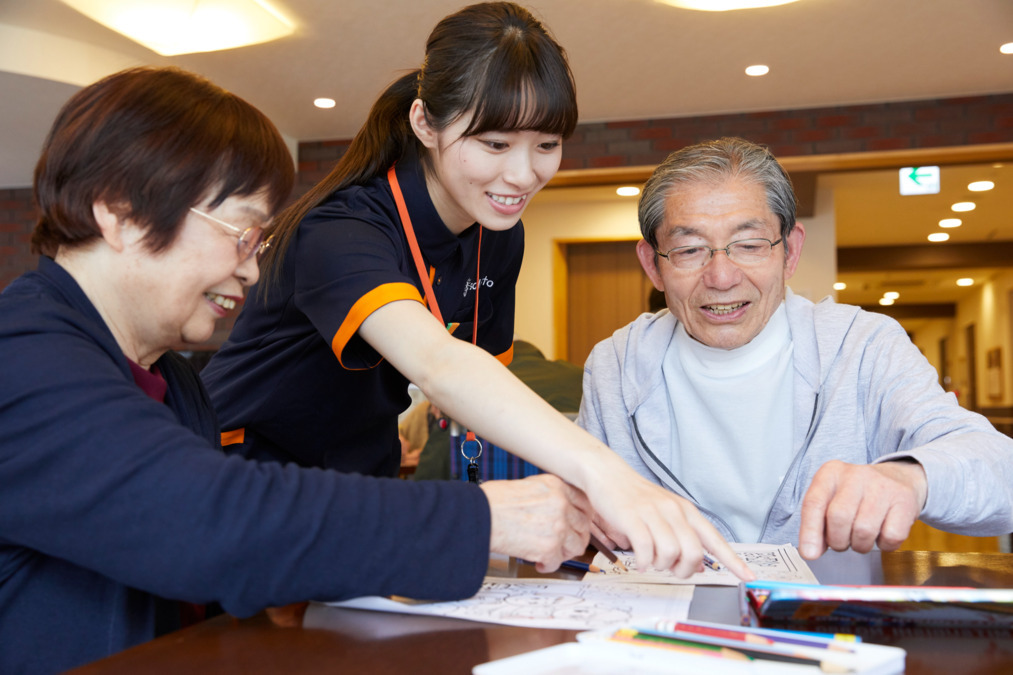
[{"left": 579, "top": 137, "right": 1013, "bottom": 560}]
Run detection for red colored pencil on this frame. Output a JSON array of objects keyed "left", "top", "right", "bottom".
[{"left": 653, "top": 621, "right": 856, "bottom": 652}]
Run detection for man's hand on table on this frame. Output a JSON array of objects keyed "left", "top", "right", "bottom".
[{"left": 799, "top": 459, "right": 928, "bottom": 559}]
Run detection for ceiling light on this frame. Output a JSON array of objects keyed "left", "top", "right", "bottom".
[
  {"left": 878, "top": 298, "right": 895, "bottom": 306},
  {"left": 968, "top": 181, "right": 994, "bottom": 192},
  {"left": 616, "top": 186, "right": 641, "bottom": 197},
  {"left": 939, "top": 218, "right": 962, "bottom": 228},
  {"left": 956, "top": 278, "right": 975, "bottom": 287},
  {"left": 59, "top": 0, "right": 294, "bottom": 56},
  {"left": 1001, "top": 43, "right": 1013, "bottom": 55},
  {"left": 745, "top": 65, "right": 770, "bottom": 77},
  {"left": 656, "top": 0, "right": 801, "bottom": 10},
  {"left": 927, "top": 232, "right": 950, "bottom": 242},
  {"left": 951, "top": 202, "right": 976, "bottom": 212},
  {"left": 883, "top": 291, "right": 900, "bottom": 300},
  {"left": 832, "top": 282, "right": 846, "bottom": 291},
  {"left": 314, "top": 98, "right": 336, "bottom": 109}
]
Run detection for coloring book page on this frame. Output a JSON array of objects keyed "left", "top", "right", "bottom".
[
  {"left": 586, "top": 543, "right": 818, "bottom": 586},
  {"left": 327, "top": 577, "right": 692, "bottom": 630}
]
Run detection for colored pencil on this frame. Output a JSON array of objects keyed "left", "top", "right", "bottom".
[
  {"left": 702, "top": 552, "right": 723, "bottom": 571},
  {"left": 619, "top": 624, "right": 850, "bottom": 668},
  {"left": 610, "top": 628, "right": 751, "bottom": 661},
  {"left": 517, "top": 559, "right": 603, "bottom": 574},
  {"left": 560, "top": 559, "right": 603, "bottom": 574},
  {"left": 651, "top": 620, "right": 857, "bottom": 653},
  {"left": 589, "top": 533, "right": 628, "bottom": 572}
]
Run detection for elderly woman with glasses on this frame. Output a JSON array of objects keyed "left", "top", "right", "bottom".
[{"left": 0, "top": 66, "right": 592, "bottom": 674}]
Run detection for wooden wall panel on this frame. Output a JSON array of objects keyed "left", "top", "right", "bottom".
[
  {"left": 564, "top": 240, "right": 654, "bottom": 367},
  {"left": 900, "top": 522, "right": 1000, "bottom": 553}
]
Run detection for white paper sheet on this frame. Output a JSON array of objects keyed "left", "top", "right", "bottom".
[
  {"left": 328, "top": 577, "right": 693, "bottom": 631},
  {"left": 585, "top": 543, "right": 818, "bottom": 586}
]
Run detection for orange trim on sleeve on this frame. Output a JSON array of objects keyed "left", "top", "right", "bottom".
[
  {"left": 331, "top": 282, "right": 423, "bottom": 370},
  {"left": 221, "top": 428, "right": 245, "bottom": 446},
  {"left": 496, "top": 343, "right": 514, "bottom": 367}
]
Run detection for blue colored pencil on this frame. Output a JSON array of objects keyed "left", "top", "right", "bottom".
[
  {"left": 560, "top": 559, "right": 603, "bottom": 574},
  {"left": 517, "top": 559, "right": 604, "bottom": 574}
]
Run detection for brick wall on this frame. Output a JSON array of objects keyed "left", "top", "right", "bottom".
[
  {"left": 560, "top": 93, "right": 1013, "bottom": 170},
  {"left": 0, "top": 188, "right": 36, "bottom": 290},
  {"left": 296, "top": 139, "right": 352, "bottom": 197},
  {"left": 4, "top": 93, "right": 1013, "bottom": 294},
  {"left": 295, "top": 94, "right": 1013, "bottom": 173}
]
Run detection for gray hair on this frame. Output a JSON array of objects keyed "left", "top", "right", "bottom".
[{"left": 638, "top": 137, "right": 797, "bottom": 252}]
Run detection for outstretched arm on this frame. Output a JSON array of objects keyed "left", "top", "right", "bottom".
[{"left": 359, "top": 299, "right": 754, "bottom": 580}]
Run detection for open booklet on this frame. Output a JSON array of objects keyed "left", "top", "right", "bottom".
[
  {"left": 327, "top": 577, "right": 693, "bottom": 631},
  {"left": 586, "top": 542, "right": 818, "bottom": 586},
  {"left": 324, "top": 544, "right": 816, "bottom": 631}
]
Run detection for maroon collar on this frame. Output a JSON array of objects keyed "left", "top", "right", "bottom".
[{"left": 127, "top": 359, "right": 167, "bottom": 403}]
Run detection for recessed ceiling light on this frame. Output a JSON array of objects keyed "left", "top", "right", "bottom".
[
  {"left": 655, "top": 0, "right": 800, "bottom": 10},
  {"left": 883, "top": 291, "right": 900, "bottom": 300},
  {"left": 928, "top": 232, "right": 950, "bottom": 242},
  {"left": 59, "top": 0, "right": 294, "bottom": 56},
  {"left": 1001, "top": 42, "right": 1013, "bottom": 55},
  {"left": 832, "top": 282, "right": 846, "bottom": 291},
  {"left": 951, "top": 202, "right": 976, "bottom": 212},
  {"left": 939, "top": 218, "right": 962, "bottom": 228},
  {"left": 314, "top": 98, "right": 336, "bottom": 109},
  {"left": 968, "top": 181, "right": 994, "bottom": 192},
  {"left": 616, "top": 186, "right": 640, "bottom": 197},
  {"left": 956, "top": 278, "right": 975, "bottom": 287},
  {"left": 878, "top": 297, "right": 895, "bottom": 306},
  {"left": 745, "top": 65, "right": 770, "bottom": 77}
]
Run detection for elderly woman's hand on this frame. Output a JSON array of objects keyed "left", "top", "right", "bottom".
[{"left": 480, "top": 475, "right": 591, "bottom": 573}]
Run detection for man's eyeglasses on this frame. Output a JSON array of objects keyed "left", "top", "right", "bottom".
[
  {"left": 189, "top": 207, "right": 273, "bottom": 261},
  {"left": 657, "top": 237, "right": 783, "bottom": 270}
]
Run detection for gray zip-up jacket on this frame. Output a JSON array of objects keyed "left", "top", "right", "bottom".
[{"left": 578, "top": 289, "right": 1013, "bottom": 544}]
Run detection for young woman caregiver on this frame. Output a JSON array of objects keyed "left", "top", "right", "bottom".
[{"left": 202, "top": 1, "right": 750, "bottom": 579}]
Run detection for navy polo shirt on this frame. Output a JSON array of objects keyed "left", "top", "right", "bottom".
[{"left": 202, "top": 156, "right": 522, "bottom": 474}]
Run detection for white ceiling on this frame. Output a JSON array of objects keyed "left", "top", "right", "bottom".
[
  {"left": 835, "top": 267, "right": 988, "bottom": 307},
  {"left": 2, "top": 0, "right": 1012, "bottom": 308},
  {"left": 827, "top": 164, "right": 1013, "bottom": 248},
  {"left": 2, "top": 0, "right": 1012, "bottom": 188}
]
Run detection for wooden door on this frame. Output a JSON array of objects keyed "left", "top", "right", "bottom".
[
  {"left": 966, "top": 323, "right": 978, "bottom": 412},
  {"left": 564, "top": 240, "right": 656, "bottom": 367}
]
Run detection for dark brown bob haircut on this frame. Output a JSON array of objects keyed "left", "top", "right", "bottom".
[{"left": 32, "top": 66, "right": 294, "bottom": 257}]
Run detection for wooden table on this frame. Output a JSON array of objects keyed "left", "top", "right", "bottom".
[{"left": 73, "top": 551, "right": 1013, "bottom": 674}]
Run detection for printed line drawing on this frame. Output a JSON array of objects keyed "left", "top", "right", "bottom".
[
  {"left": 443, "top": 581, "right": 635, "bottom": 625},
  {"left": 587, "top": 543, "right": 818, "bottom": 586},
  {"left": 327, "top": 577, "right": 693, "bottom": 630}
]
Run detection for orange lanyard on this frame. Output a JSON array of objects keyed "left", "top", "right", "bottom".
[
  {"left": 388, "top": 165, "right": 485, "bottom": 472},
  {"left": 387, "top": 165, "right": 482, "bottom": 345}
]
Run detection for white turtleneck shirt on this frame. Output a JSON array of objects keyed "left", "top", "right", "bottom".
[{"left": 661, "top": 303, "right": 795, "bottom": 542}]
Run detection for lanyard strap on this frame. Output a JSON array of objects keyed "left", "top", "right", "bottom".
[
  {"left": 388, "top": 165, "right": 485, "bottom": 468},
  {"left": 388, "top": 165, "right": 445, "bottom": 326},
  {"left": 387, "top": 165, "right": 482, "bottom": 345}
]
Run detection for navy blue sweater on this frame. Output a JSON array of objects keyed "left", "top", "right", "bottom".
[{"left": 0, "top": 257, "right": 490, "bottom": 673}]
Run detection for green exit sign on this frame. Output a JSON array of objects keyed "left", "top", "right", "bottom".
[{"left": 899, "top": 166, "right": 940, "bottom": 195}]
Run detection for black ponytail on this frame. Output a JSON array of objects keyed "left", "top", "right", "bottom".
[
  {"left": 259, "top": 70, "right": 420, "bottom": 282},
  {"left": 260, "top": 2, "right": 577, "bottom": 286}
]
